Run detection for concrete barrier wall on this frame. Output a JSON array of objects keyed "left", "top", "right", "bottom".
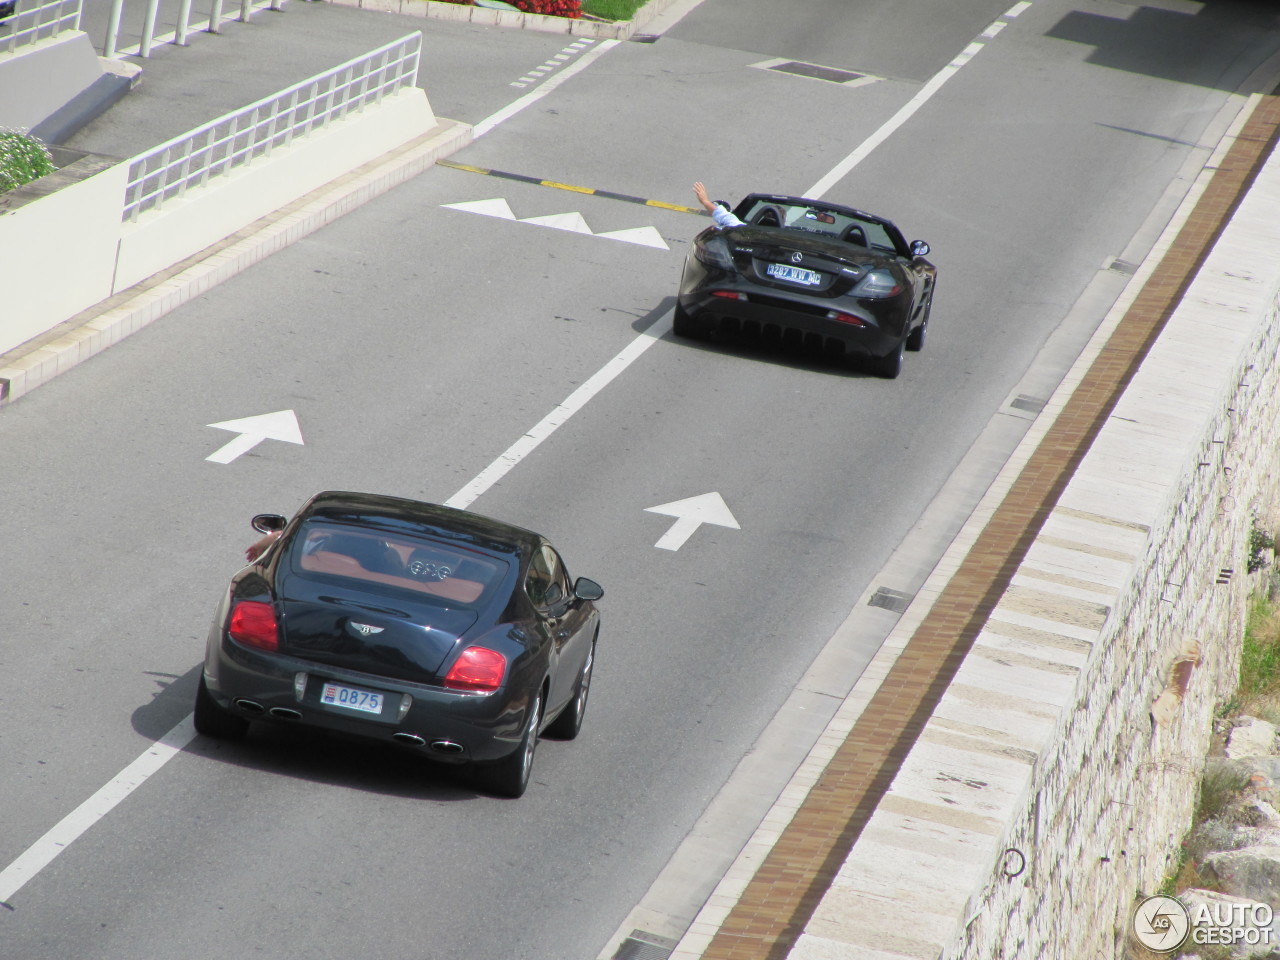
[
  {"left": 789, "top": 126, "right": 1280, "bottom": 958},
  {"left": 0, "top": 86, "right": 439, "bottom": 358},
  {"left": 0, "top": 155, "right": 125, "bottom": 355},
  {"left": 0, "top": 32, "right": 105, "bottom": 132},
  {"left": 114, "top": 88, "right": 437, "bottom": 290}
]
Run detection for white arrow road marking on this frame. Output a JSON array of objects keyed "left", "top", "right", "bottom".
[
  {"left": 442, "top": 199, "right": 670, "bottom": 250},
  {"left": 205, "top": 409, "right": 304, "bottom": 464},
  {"left": 645, "top": 492, "right": 741, "bottom": 551}
]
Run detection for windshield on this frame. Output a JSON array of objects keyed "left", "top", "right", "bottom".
[
  {"left": 736, "top": 198, "right": 901, "bottom": 255},
  {"left": 288, "top": 520, "right": 509, "bottom": 607}
]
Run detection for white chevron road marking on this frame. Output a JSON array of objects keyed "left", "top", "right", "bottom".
[
  {"left": 521, "top": 211, "right": 593, "bottom": 234},
  {"left": 442, "top": 199, "right": 670, "bottom": 250},
  {"left": 442, "top": 198, "right": 516, "bottom": 219}
]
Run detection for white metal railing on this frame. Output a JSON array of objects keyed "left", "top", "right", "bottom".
[
  {"left": 0, "top": 0, "right": 82, "bottom": 57},
  {"left": 121, "top": 32, "right": 422, "bottom": 222},
  {"left": 104, "top": 0, "right": 285, "bottom": 61}
]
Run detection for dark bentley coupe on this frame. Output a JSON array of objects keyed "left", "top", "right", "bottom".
[
  {"left": 194, "top": 491, "right": 603, "bottom": 798},
  {"left": 675, "top": 194, "right": 937, "bottom": 379}
]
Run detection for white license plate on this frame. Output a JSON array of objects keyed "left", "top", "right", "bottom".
[
  {"left": 767, "top": 263, "right": 820, "bottom": 285},
  {"left": 321, "top": 682, "right": 384, "bottom": 715}
]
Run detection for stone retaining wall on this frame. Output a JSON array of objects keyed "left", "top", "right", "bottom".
[{"left": 790, "top": 118, "right": 1280, "bottom": 959}]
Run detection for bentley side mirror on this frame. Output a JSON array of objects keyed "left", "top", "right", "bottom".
[
  {"left": 910, "top": 240, "right": 930, "bottom": 257},
  {"left": 573, "top": 577, "right": 604, "bottom": 602},
  {"left": 251, "top": 514, "right": 288, "bottom": 535}
]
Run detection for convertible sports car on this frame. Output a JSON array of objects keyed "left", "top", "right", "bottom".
[
  {"left": 675, "top": 194, "right": 937, "bottom": 379},
  {"left": 194, "top": 491, "right": 603, "bottom": 798}
]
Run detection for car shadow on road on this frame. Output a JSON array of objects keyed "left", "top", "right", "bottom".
[
  {"left": 131, "top": 663, "right": 480, "bottom": 802},
  {"left": 670, "top": 327, "right": 877, "bottom": 381},
  {"left": 632, "top": 296, "right": 875, "bottom": 380}
]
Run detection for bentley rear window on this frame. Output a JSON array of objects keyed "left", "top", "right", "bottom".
[{"left": 290, "top": 522, "right": 508, "bottom": 606}]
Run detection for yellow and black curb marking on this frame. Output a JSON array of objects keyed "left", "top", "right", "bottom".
[{"left": 437, "top": 160, "right": 708, "bottom": 216}]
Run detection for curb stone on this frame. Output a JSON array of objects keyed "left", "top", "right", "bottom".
[{"left": 323, "top": 0, "right": 685, "bottom": 39}]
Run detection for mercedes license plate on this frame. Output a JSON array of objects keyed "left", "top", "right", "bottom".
[
  {"left": 321, "top": 682, "right": 384, "bottom": 715},
  {"left": 767, "top": 263, "right": 820, "bottom": 285}
]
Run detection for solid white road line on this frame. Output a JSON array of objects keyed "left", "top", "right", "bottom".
[
  {"left": 0, "top": 717, "right": 197, "bottom": 905},
  {"left": 805, "top": 0, "right": 1034, "bottom": 198},
  {"left": 445, "top": 322, "right": 669, "bottom": 510}
]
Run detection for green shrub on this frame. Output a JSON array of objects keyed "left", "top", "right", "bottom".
[
  {"left": 582, "top": 0, "right": 645, "bottom": 18},
  {"left": 0, "top": 128, "right": 55, "bottom": 193},
  {"left": 1240, "top": 596, "right": 1280, "bottom": 699},
  {"left": 1249, "top": 523, "right": 1276, "bottom": 574}
]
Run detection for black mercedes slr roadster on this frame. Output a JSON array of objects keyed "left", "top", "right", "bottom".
[
  {"left": 675, "top": 194, "right": 937, "bottom": 379},
  {"left": 194, "top": 491, "right": 603, "bottom": 798}
]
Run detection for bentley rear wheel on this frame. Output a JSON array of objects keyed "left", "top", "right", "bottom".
[{"left": 477, "top": 691, "right": 542, "bottom": 798}]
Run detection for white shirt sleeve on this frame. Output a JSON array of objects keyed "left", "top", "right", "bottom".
[{"left": 711, "top": 206, "right": 743, "bottom": 228}]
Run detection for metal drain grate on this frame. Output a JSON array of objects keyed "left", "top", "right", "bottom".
[
  {"left": 869, "top": 587, "right": 913, "bottom": 613},
  {"left": 1109, "top": 258, "right": 1138, "bottom": 275},
  {"left": 1010, "top": 394, "right": 1047, "bottom": 414},
  {"left": 612, "top": 930, "right": 678, "bottom": 960},
  {"left": 769, "top": 60, "right": 867, "bottom": 84},
  {"left": 630, "top": 34, "right": 659, "bottom": 43}
]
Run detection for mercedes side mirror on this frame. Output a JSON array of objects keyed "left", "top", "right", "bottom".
[
  {"left": 251, "top": 514, "right": 288, "bottom": 535},
  {"left": 910, "top": 240, "right": 930, "bottom": 257}
]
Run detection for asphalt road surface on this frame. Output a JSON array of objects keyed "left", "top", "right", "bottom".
[{"left": 3, "top": 1, "right": 1280, "bottom": 958}]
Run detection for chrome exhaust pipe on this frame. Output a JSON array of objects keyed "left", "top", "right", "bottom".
[
  {"left": 269, "top": 707, "right": 302, "bottom": 720},
  {"left": 429, "top": 740, "right": 464, "bottom": 755},
  {"left": 234, "top": 699, "right": 265, "bottom": 715},
  {"left": 392, "top": 732, "right": 426, "bottom": 747}
]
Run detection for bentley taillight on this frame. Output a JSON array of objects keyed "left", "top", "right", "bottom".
[
  {"left": 228, "top": 601, "right": 279, "bottom": 652},
  {"left": 443, "top": 647, "right": 507, "bottom": 693}
]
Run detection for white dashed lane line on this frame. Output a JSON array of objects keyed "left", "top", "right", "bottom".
[{"left": 510, "top": 38, "right": 599, "bottom": 88}]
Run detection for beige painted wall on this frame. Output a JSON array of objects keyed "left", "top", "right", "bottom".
[
  {"left": 112, "top": 88, "right": 437, "bottom": 291},
  {"left": 0, "top": 86, "right": 437, "bottom": 359},
  {"left": 0, "top": 159, "right": 126, "bottom": 355},
  {"left": 0, "top": 32, "right": 105, "bottom": 132}
]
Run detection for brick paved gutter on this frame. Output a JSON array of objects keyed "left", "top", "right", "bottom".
[{"left": 680, "top": 93, "right": 1280, "bottom": 960}]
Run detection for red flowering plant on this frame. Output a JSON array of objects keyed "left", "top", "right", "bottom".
[{"left": 513, "top": 0, "right": 581, "bottom": 17}]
